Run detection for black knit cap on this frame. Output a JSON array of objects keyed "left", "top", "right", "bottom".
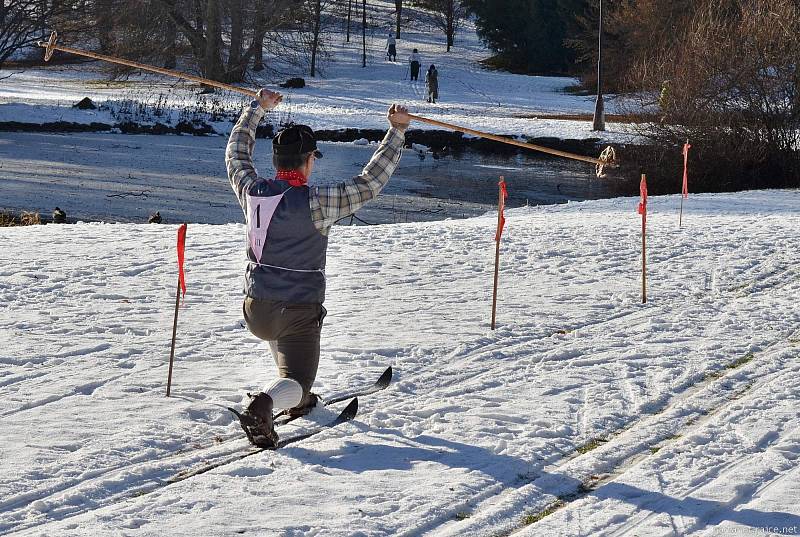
[{"left": 272, "top": 124, "right": 323, "bottom": 158}]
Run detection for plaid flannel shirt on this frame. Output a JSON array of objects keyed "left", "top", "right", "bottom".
[{"left": 226, "top": 104, "right": 405, "bottom": 235}]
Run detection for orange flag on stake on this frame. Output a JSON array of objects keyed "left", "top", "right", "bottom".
[
  {"left": 637, "top": 175, "right": 648, "bottom": 222},
  {"left": 168, "top": 224, "right": 187, "bottom": 397},
  {"left": 177, "top": 223, "right": 187, "bottom": 297},
  {"left": 491, "top": 177, "right": 508, "bottom": 330},
  {"left": 495, "top": 178, "right": 508, "bottom": 241},
  {"left": 682, "top": 141, "right": 691, "bottom": 199}
]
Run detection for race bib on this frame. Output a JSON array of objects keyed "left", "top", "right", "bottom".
[{"left": 246, "top": 192, "right": 285, "bottom": 263}]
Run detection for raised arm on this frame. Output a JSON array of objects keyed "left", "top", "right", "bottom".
[
  {"left": 225, "top": 88, "right": 283, "bottom": 209},
  {"left": 310, "top": 105, "right": 411, "bottom": 232}
]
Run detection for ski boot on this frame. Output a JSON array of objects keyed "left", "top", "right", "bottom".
[
  {"left": 286, "top": 392, "right": 321, "bottom": 418},
  {"left": 230, "top": 392, "right": 278, "bottom": 448}
]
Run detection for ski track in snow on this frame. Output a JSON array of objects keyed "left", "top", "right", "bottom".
[{"left": 0, "top": 192, "right": 799, "bottom": 536}]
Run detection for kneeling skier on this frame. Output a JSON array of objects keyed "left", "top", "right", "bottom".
[{"left": 225, "top": 88, "right": 410, "bottom": 447}]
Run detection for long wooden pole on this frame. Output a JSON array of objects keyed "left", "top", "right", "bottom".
[
  {"left": 38, "top": 32, "right": 615, "bottom": 169},
  {"left": 166, "top": 276, "right": 181, "bottom": 397},
  {"left": 406, "top": 113, "right": 607, "bottom": 166},
  {"left": 38, "top": 36, "right": 257, "bottom": 97}
]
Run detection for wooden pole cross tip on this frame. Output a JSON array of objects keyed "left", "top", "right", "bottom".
[
  {"left": 596, "top": 146, "right": 617, "bottom": 178},
  {"left": 38, "top": 31, "right": 59, "bottom": 62}
]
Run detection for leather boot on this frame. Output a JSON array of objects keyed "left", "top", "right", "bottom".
[{"left": 238, "top": 392, "right": 278, "bottom": 448}]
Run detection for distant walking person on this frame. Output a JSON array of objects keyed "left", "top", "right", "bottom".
[
  {"left": 386, "top": 34, "right": 397, "bottom": 62},
  {"left": 425, "top": 64, "right": 439, "bottom": 103},
  {"left": 409, "top": 49, "right": 421, "bottom": 81}
]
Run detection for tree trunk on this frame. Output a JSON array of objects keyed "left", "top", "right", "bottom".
[
  {"left": 95, "top": 0, "right": 114, "bottom": 52},
  {"left": 395, "top": 0, "right": 401, "bottom": 38},
  {"left": 362, "top": 0, "right": 366, "bottom": 67},
  {"left": 446, "top": 0, "right": 453, "bottom": 51},
  {"left": 310, "top": 0, "right": 321, "bottom": 77},
  {"left": 204, "top": 0, "right": 225, "bottom": 81},
  {"left": 228, "top": 0, "right": 244, "bottom": 79},
  {"left": 195, "top": 0, "right": 204, "bottom": 33},
  {"left": 39, "top": 0, "right": 47, "bottom": 36},
  {"left": 164, "top": 16, "right": 178, "bottom": 69},
  {"left": 346, "top": 0, "right": 352, "bottom": 42},
  {"left": 253, "top": 0, "right": 266, "bottom": 71}
]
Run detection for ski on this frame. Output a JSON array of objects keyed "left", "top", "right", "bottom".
[
  {"left": 169, "top": 397, "right": 359, "bottom": 484},
  {"left": 325, "top": 365, "right": 393, "bottom": 404},
  {"left": 273, "top": 365, "right": 392, "bottom": 425}
]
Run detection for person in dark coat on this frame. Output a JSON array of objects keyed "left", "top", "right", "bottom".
[
  {"left": 409, "top": 49, "right": 421, "bottom": 81},
  {"left": 426, "top": 64, "right": 439, "bottom": 103},
  {"left": 386, "top": 34, "right": 397, "bottom": 62}
]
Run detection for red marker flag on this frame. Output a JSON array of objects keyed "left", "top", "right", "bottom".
[
  {"left": 682, "top": 142, "right": 691, "bottom": 199},
  {"left": 637, "top": 175, "right": 648, "bottom": 221},
  {"left": 495, "top": 178, "right": 508, "bottom": 242},
  {"left": 177, "top": 223, "right": 187, "bottom": 297},
  {"left": 491, "top": 177, "right": 508, "bottom": 330}
]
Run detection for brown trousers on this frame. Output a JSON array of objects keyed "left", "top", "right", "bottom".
[{"left": 243, "top": 298, "right": 326, "bottom": 403}]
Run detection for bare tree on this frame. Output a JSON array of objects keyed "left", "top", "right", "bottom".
[
  {"left": 623, "top": 0, "right": 800, "bottom": 190},
  {"left": 154, "top": 0, "right": 291, "bottom": 82},
  {"left": 413, "top": 0, "right": 466, "bottom": 51},
  {"left": 0, "top": 0, "right": 78, "bottom": 69}
]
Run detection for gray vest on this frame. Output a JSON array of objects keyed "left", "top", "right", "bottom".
[{"left": 244, "top": 180, "right": 328, "bottom": 303}]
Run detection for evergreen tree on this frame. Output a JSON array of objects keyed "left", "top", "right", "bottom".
[{"left": 463, "top": 0, "right": 577, "bottom": 73}]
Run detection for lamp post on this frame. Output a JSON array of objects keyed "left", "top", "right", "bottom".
[{"left": 592, "top": 0, "right": 606, "bottom": 131}]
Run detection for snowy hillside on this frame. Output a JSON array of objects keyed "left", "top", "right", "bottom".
[
  {"left": 1, "top": 191, "right": 798, "bottom": 536},
  {"left": 0, "top": 1, "right": 632, "bottom": 142}
]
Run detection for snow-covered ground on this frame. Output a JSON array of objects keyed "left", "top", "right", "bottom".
[
  {"left": 1, "top": 190, "right": 798, "bottom": 536},
  {"left": 0, "top": 2, "right": 632, "bottom": 142},
  {"left": 2, "top": 3, "right": 798, "bottom": 535}
]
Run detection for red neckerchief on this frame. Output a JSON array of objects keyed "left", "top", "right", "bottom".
[{"left": 275, "top": 170, "right": 307, "bottom": 187}]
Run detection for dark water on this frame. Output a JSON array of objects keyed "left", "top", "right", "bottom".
[
  {"left": 316, "top": 142, "right": 625, "bottom": 224},
  {"left": 0, "top": 132, "right": 624, "bottom": 225}
]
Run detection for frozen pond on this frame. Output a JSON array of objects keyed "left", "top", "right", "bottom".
[{"left": 0, "top": 131, "right": 622, "bottom": 224}]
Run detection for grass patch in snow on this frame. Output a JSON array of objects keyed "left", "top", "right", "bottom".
[
  {"left": 725, "top": 352, "right": 755, "bottom": 370},
  {"left": 704, "top": 370, "right": 725, "bottom": 381},
  {"left": 520, "top": 500, "right": 565, "bottom": 526},
  {"left": 575, "top": 437, "right": 607, "bottom": 455},
  {"left": 0, "top": 211, "right": 42, "bottom": 226},
  {"left": 705, "top": 352, "right": 756, "bottom": 380}
]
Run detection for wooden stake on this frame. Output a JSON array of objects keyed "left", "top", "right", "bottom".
[
  {"left": 37, "top": 31, "right": 616, "bottom": 171},
  {"left": 641, "top": 174, "right": 647, "bottom": 304},
  {"left": 491, "top": 240, "right": 501, "bottom": 330},
  {"left": 166, "top": 276, "right": 181, "bottom": 397},
  {"left": 491, "top": 176, "right": 505, "bottom": 330},
  {"left": 679, "top": 139, "right": 690, "bottom": 228}
]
